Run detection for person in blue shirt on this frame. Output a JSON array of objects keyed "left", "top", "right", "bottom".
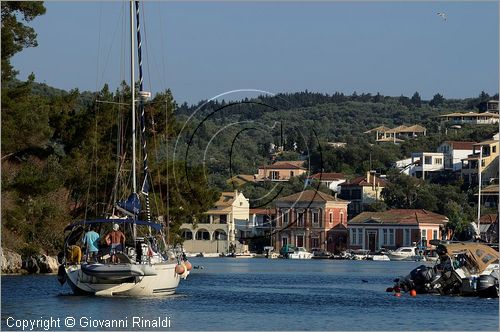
[{"left": 82, "top": 225, "right": 100, "bottom": 262}]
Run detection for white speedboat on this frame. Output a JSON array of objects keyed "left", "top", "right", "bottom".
[
  {"left": 288, "top": 247, "right": 313, "bottom": 259},
  {"left": 386, "top": 247, "right": 424, "bottom": 261}
]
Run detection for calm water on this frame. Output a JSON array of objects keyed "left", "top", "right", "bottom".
[{"left": 1, "top": 259, "right": 499, "bottom": 331}]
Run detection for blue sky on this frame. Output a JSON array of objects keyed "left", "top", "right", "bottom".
[{"left": 12, "top": 1, "right": 499, "bottom": 105}]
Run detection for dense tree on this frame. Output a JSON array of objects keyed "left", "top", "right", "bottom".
[
  {"left": 411, "top": 92, "right": 422, "bottom": 107},
  {"left": 429, "top": 93, "right": 444, "bottom": 107},
  {"left": 1, "top": 1, "right": 46, "bottom": 82}
]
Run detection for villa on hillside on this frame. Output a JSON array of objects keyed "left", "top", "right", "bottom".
[
  {"left": 180, "top": 190, "right": 249, "bottom": 254},
  {"left": 364, "top": 124, "right": 426, "bottom": 143},
  {"left": 437, "top": 141, "right": 476, "bottom": 171},
  {"left": 461, "top": 134, "right": 499, "bottom": 186},
  {"left": 338, "top": 171, "right": 387, "bottom": 218},
  {"left": 438, "top": 111, "right": 499, "bottom": 125},
  {"left": 274, "top": 190, "right": 349, "bottom": 253},
  {"left": 255, "top": 160, "right": 307, "bottom": 182},
  {"left": 347, "top": 209, "right": 449, "bottom": 252}
]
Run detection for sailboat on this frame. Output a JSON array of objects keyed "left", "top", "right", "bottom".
[{"left": 58, "top": 1, "right": 190, "bottom": 296}]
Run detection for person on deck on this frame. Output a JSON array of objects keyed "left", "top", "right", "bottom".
[
  {"left": 105, "top": 224, "right": 126, "bottom": 263},
  {"left": 82, "top": 225, "right": 100, "bottom": 262}
]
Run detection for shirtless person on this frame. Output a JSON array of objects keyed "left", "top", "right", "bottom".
[{"left": 105, "top": 224, "right": 126, "bottom": 263}]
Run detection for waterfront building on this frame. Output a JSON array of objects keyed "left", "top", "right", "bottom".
[
  {"left": 347, "top": 209, "right": 448, "bottom": 252},
  {"left": 274, "top": 190, "right": 349, "bottom": 253},
  {"left": 180, "top": 191, "right": 249, "bottom": 254}
]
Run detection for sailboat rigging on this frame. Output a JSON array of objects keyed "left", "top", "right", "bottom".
[{"left": 58, "top": 0, "right": 190, "bottom": 296}]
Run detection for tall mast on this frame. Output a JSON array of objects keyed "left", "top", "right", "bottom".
[{"left": 130, "top": 0, "right": 137, "bottom": 195}]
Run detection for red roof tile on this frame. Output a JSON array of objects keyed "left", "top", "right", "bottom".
[
  {"left": 308, "top": 172, "right": 346, "bottom": 181},
  {"left": 348, "top": 209, "right": 448, "bottom": 225},
  {"left": 277, "top": 190, "right": 347, "bottom": 203}
]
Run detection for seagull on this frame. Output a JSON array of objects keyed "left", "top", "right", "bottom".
[{"left": 437, "top": 12, "right": 447, "bottom": 21}]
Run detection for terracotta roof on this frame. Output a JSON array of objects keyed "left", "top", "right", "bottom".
[
  {"left": 364, "top": 126, "right": 391, "bottom": 134},
  {"left": 249, "top": 208, "right": 277, "bottom": 215},
  {"left": 442, "top": 141, "right": 476, "bottom": 150},
  {"left": 480, "top": 214, "right": 498, "bottom": 224},
  {"left": 340, "top": 175, "right": 387, "bottom": 187},
  {"left": 400, "top": 124, "right": 426, "bottom": 132},
  {"left": 348, "top": 209, "right": 448, "bottom": 225},
  {"left": 474, "top": 140, "right": 499, "bottom": 146},
  {"left": 384, "top": 125, "right": 409, "bottom": 134},
  {"left": 259, "top": 160, "right": 306, "bottom": 170},
  {"left": 308, "top": 172, "right": 346, "bottom": 181},
  {"left": 214, "top": 192, "right": 237, "bottom": 207},
  {"left": 277, "top": 190, "right": 347, "bottom": 203}
]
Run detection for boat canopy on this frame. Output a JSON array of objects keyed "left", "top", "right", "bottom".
[
  {"left": 439, "top": 242, "right": 499, "bottom": 273},
  {"left": 64, "top": 218, "right": 162, "bottom": 232}
]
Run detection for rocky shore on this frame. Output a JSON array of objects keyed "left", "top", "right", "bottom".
[{"left": 1, "top": 247, "right": 58, "bottom": 274}]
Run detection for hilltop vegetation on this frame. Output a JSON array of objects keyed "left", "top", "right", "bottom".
[{"left": 1, "top": 2, "right": 498, "bottom": 254}]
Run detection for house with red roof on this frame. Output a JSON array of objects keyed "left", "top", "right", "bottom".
[
  {"left": 347, "top": 209, "right": 448, "bottom": 252},
  {"left": 437, "top": 141, "right": 475, "bottom": 171},
  {"left": 255, "top": 160, "right": 307, "bottom": 181},
  {"left": 274, "top": 190, "right": 349, "bottom": 253},
  {"left": 338, "top": 171, "right": 387, "bottom": 218}
]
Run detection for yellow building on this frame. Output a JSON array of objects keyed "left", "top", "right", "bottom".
[
  {"left": 180, "top": 191, "right": 249, "bottom": 255},
  {"left": 461, "top": 134, "right": 499, "bottom": 186},
  {"left": 255, "top": 160, "right": 306, "bottom": 181}
]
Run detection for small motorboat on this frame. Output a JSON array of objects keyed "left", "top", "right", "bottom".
[
  {"left": 288, "top": 247, "right": 313, "bottom": 259},
  {"left": 390, "top": 241, "right": 499, "bottom": 297},
  {"left": 386, "top": 247, "right": 424, "bottom": 261},
  {"left": 311, "top": 250, "right": 332, "bottom": 259}
]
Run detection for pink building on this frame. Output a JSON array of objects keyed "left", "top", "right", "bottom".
[{"left": 274, "top": 190, "right": 349, "bottom": 252}]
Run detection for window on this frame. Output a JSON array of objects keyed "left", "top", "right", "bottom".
[
  {"left": 382, "top": 229, "right": 388, "bottom": 245},
  {"left": 329, "top": 212, "right": 333, "bottom": 224},
  {"left": 435, "top": 158, "right": 442, "bottom": 165},
  {"left": 282, "top": 210, "right": 289, "bottom": 225},
  {"left": 196, "top": 230, "right": 210, "bottom": 240},
  {"left": 433, "top": 230, "right": 438, "bottom": 240},
  {"left": 350, "top": 228, "right": 361, "bottom": 245},
  {"left": 312, "top": 211, "right": 319, "bottom": 226},
  {"left": 389, "top": 229, "right": 395, "bottom": 246},
  {"left": 282, "top": 237, "right": 288, "bottom": 247},
  {"left": 271, "top": 171, "right": 279, "bottom": 180},
  {"left": 404, "top": 229, "right": 411, "bottom": 246},
  {"left": 290, "top": 171, "right": 294, "bottom": 177},
  {"left": 181, "top": 230, "right": 193, "bottom": 240},
  {"left": 493, "top": 146, "right": 497, "bottom": 154},
  {"left": 340, "top": 213, "right": 344, "bottom": 225},
  {"left": 296, "top": 235, "right": 304, "bottom": 247},
  {"left": 424, "top": 156, "right": 432, "bottom": 164},
  {"left": 297, "top": 212, "right": 304, "bottom": 227}
]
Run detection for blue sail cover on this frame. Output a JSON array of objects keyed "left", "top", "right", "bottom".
[{"left": 118, "top": 193, "right": 141, "bottom": 215}]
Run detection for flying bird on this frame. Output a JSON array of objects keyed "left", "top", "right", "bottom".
[{"left": 437, "top": 12, "right": 447, "bottom": 21}]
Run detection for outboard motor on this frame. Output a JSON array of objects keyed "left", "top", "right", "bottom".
[{"left": 477, "top": 275, "right": 499, "bottom": 298}]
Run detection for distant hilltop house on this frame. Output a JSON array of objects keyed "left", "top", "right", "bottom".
[
  {"left": 274, "top": 190, "right": 349, "bottom": 253},
  {"left": 461, "top": 133, "right": 499, "bottom": 186},
  {"left": 364, "top": 124, "right": 426, "bottom": 144},
  {"left": 347, "top": 209, "right": 449, "bottom": 252},
  {"left": 338, "top": 171, "right": 387, "bottom": 218},
  {"left": 438, "top": 111, "right": 499, "bottom": 125},
  {"left": 395, "top": 140, "right": 476, "bottom": 177},
  {"left": 305, "top": 172, "right": 347, "bottom": 193},
  {"left": 227, "top": 174, "right": 256, "bottom": 187},
  {"left": 255, "top": 160, "right": 306, "bottom": 181},
  {"left": 180, "top": 190, "right": 249, "bottom": 255}
]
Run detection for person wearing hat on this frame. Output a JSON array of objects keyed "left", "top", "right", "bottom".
[{"left": 105, "top": 223, "right": 126, "bottom": 263}]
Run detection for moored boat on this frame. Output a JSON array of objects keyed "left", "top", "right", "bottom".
[
  {"left": 386, "top": 246, "right": 424, "bottom": 261},
  {"left": 390, "top": 241, "right": 499, "bottom": 297}
]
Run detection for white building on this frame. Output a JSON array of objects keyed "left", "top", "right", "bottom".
[
  {"left": 437, "top": 141, "right": 475, "bottom": 171},
  {"left": 305, "top": 172, "right": 347, "bottom": 193},
  {"left": 180, "top": 191, "right": 249, "bottom": 254},
  {"left": 410, "top": 152, "right": 445, "bottom": 179}
]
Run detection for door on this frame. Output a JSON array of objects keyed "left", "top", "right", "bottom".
[
  {"left": 368, "top": 232, "right": 376, "bottom": 253},
  {"left": 296, "top": 235, "right": 304, "bottom": 247}
]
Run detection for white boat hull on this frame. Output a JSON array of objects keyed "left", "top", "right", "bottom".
[
  {"left": 288, "top": 252, "right": 313, "bottom": 259},
  {"left": 65, "top": 262, "right": 182, "bottom": 296}
]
